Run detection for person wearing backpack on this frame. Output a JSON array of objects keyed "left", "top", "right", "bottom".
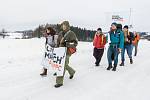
[
  {"left": 93, "top": 28, "right": 107, "bottom": 66},
  {"left": 120, "top": 25, "right": 135, "bottom": 66},
  {"left": 107, "top": 23, "right": 124, "bottom": 71},
  {"left": 55, "top": 21, "right": 78, "bottom": 88},
  {"left": 132, "top": 31, "right": 140, "bottom": 56},
  {"left": 40, "top": 27, "right": 58, "bottom": 76}
]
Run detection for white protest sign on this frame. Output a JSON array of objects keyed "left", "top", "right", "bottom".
[{"left": 41, "top": 44, "right": 66, "bottom": 76}]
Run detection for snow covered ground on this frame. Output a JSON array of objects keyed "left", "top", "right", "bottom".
[{"left": 0, "top": 38, "right": 150, "bottom": 100}]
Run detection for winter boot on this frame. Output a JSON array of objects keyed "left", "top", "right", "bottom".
[
  {"left": 54, "top": 84, "right": 63, "bottom": 88},
  {"left": 112, "top": 65, "right": 117, "bottom": 71},
  {"left": 95, "top": 64, "right": 99, "bottom": 66},
  {"left": 53, "top": 72, "right": 57, "bottom": 76},
  {"left": 69, "top": 72, "right": 75, "bottom": 79},
  {"left": 107, "top": 64, "right": 113, "bottom": 70},
  {"left": 40, "top": 68, "right": 47, "bottom": 76},
  {"left": 130, "top": 58, "right": 133, "bottom": 64},
  {"left": 134, "top": 54, "right": 137, "bottom": 56},
  {"left": 119, "top": 61, "right": 124, "bottom": 66},
  {"left": 95, "top": 61, "right": 99, "bottom": 67}
]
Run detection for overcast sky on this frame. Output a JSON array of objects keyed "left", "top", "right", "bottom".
[{"left": 0, "top": 0, "right": 150, "bottom": 32}]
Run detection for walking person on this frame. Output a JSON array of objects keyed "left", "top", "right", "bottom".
[
  {"left": 107, "top": 23, "right": 124, "bottom": 71},
  {"left": 55, "top": 21, "right": 78, "bottom": 88},
  {"left": 93, "top": 28, "right": 107, "bottom": 66},
  {"left": 132, "top": 31, "right": 140, "bottom": 56},
  {"left": 40, "top": 27, "right": 57, "bottom": 76},
  {"left": 120, "top": 25, "right": 135, "bottom": 66}
]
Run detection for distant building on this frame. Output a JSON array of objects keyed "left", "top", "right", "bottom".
[
  {"left": 15, "top": 30, "right": 33, "bottom": 39},
  {"left": 5, "top": 32, "right": 23, "bottom": 39}
]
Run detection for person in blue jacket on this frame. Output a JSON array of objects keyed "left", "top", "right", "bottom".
[{"left": 107, "top": 23, "right": 124, "bottom": 71}]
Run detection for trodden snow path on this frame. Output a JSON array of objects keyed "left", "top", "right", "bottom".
[{"left": 0, "top": 38, "right": 150, "bottom": 100}]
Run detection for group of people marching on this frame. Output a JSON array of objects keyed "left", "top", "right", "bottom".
[
  {"left": 93, "top": 23, "right": 140, "bottom": 71},
  {"left": 40, "top": 21, "right": 140, "bottom": 88}
]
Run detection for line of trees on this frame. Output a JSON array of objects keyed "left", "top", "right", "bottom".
[{"left": 33, "top": 23, "right": 96, "bottom": 41}]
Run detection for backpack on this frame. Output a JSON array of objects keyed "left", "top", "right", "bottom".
[{"left": 46, "top": 35, "right": 58, "bottom": 48}]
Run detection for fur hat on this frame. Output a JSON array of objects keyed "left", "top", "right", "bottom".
[{"left": 61, "top": 21, "right": 70, "bottom": 31}]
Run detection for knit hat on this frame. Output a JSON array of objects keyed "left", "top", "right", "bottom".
[{"left": 111, "top": 22, "right": 117, "bottom": 27}]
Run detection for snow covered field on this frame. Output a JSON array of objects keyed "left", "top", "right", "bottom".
[{"left": 0, "top": 38, "right": 150, "bottom": 100}]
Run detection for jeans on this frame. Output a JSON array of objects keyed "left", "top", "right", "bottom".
[
  {"left": 121, "top": 44, "right": 133, "bottom": 62},
  {"left": 107, "top": 46, "right": 119, "bottom": 66}
]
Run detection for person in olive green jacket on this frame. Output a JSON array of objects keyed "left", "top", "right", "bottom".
[{"left": 55, "top": 21, "right": 78, "bottom": 88}]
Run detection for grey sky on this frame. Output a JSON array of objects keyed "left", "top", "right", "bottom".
[{"left": 0, "top": 0, "right": 150, "bottom": 32}]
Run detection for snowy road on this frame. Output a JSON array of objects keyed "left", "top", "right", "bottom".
[{"left": 0, "top": 38, "right": 150, "bottom": 100}]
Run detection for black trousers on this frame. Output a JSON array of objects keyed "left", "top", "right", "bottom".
[
  {"left": 134, "top": 42, "right": 139, "bottom": 56},
  {"left": 93, "top": 48, "right": 104, "bottom": 65}
]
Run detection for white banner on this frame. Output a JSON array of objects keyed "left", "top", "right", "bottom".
[
  {"left": 112, "top": 15, "right": 124, "bottom": 23},
  {"left": 41, "top": 44, "right": 67, "bottom": 76}
]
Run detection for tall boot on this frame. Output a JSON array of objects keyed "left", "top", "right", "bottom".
[
  {"left": 107, "top": 64, "right": 113, "bottom": 70},
  {"left": 40, "top": 68, "right": 47, "bottom": 76}
]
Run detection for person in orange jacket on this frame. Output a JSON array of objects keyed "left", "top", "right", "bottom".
[
  {"left": 93, "top": 28, "right": 107, "bottom": 66},
  {"left": 132, "top": 31, "right": 140, "bottom": 56}
]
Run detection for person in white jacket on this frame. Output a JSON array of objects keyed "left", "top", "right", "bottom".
[{"left": 40, "top": 27, "right": 58, "bottom": 76}]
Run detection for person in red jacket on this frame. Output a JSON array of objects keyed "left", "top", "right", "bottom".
[{"left": 93, "top": 28, "right": 107, "bottom": 66}]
